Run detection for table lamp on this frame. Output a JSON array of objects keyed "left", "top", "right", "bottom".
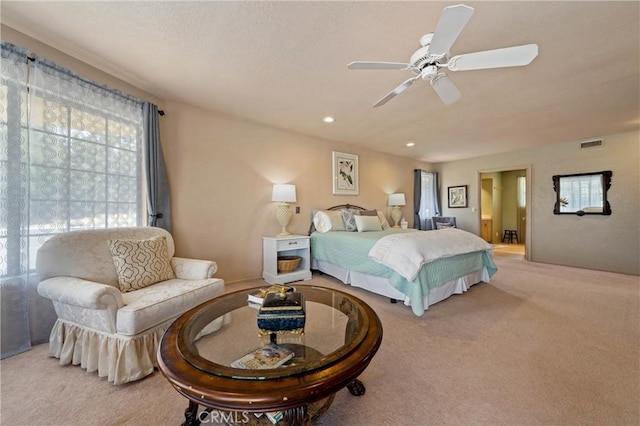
[
  {"left": 272, "top": 184, "right": 296, "bottom": 236},
  {"left": 388, "top": 193, "right": 406, "bottom": 228}
]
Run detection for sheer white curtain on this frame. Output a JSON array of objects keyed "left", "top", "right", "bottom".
[
  {"left": 1, "top": 41, "right": 145, "bottom": 358},
  {"left": 413, "top": 169, "right": 440, "bottom": 230},
  {"left": 1, "top": 42, "right": 32, "bottom": 358}
]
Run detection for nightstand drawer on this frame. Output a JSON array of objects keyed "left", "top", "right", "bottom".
[{"left": 277, "top": 238, "right": 309, "bottom": 251}]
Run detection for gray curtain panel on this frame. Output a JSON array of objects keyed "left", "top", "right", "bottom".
[
  {"left": 143, "top": 103, "right": 172, "bottom": 232},
  {"left": 432, "top": 171, "right": 441, "bottom": 218},
  {"left": 413, "top": 169, "right": 422, "bottom": 229}
]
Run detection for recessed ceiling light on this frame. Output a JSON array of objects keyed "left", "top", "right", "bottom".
[
  {"left": 406, "top": 142, "right": 415, "bottom": 147},
  {"left": 323, "top": 116, "right": 335, "bottom": 123}
]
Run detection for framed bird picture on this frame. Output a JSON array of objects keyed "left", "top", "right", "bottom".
[{"left": 332, "top": 151, "right": 359, "bottom": 195}]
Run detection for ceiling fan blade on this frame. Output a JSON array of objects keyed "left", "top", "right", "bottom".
[
  {"left": 430, "top": 73, "right": 461, "bottom": 106},
  {"left": 428, "top": 4, "right": 474, "bottom": 57},
  {"left": 347, "top": 61, "right": 411, "bottom": 70},
  {"left": 447, "top": 44, "right": 539, "bottom": 71},
  {"left": 373, "top": 76, "right": 420, "bottom": 107}
]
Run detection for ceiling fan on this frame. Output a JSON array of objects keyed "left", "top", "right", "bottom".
[{"left": 347, "top": 4, "right": 538, "bottom": 107}]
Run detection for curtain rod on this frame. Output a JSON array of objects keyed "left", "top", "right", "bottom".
[{"left": 26, "top": 54, "right": 164, "bottom": 115}]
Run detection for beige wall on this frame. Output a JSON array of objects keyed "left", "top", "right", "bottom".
[
  {"left": 162, "top": 102, "right": 431, "bottom": 282},
  {"left": 437, "top": 131, "right": 640, "bottom": 275}
]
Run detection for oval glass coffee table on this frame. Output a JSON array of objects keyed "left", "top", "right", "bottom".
[{"left": 157, "top": 285, "right": 383, "bottom": 426}]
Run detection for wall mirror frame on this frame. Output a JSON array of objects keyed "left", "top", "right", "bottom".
[{"left": 552, "top": 170, "right": 612, "bottom": 216}]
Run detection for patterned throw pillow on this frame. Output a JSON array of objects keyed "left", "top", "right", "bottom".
[
  {"left": 109, "top": 236, "right": 176, "bottom": 292},
  {"left": 341, "top": 209, "right": 358, "bottom": 232}
]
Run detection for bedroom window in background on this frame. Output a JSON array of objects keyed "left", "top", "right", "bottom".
[
  {"left": 0, "top": 41, "right": 145, "bottom": 358},
  {"left": 413, "top": 170, "right": 440, "bottom": 230}
]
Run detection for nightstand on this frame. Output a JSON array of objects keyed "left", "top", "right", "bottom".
[{"left": 262, "top": 235, "right": 312, "bottom": 285}]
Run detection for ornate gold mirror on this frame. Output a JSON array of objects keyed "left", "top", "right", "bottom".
[{"left": 552, "top": 171, "right": 612, "bottom": 215}]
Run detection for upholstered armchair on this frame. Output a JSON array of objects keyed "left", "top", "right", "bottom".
[
  {"left": 36, "top": 227, "right": 225, "bottom": 385},
  {"left": 430, "top": 216, "right": 457, "bottom": 230}
]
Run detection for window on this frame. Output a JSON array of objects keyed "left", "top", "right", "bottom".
[
  {"left": 1, "top": 42, "right": 145, "bottom": 276},
  {"left": 415, "top": 170, "right": 440, "bottom": 230}
]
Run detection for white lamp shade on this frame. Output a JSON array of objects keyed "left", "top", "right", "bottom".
[
  {"left": 272, "top": 184, "right": 296, "bottom": 203},
  {"left": 388, "top": 193, "right": 406, "bottom": 206}
]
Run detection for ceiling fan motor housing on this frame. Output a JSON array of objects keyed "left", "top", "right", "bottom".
[{"left": 409, "top": 46, "right": 432, "bottom": 70}]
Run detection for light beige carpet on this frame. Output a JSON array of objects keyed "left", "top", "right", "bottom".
[{"left": 1, "top": 256, "right": 638, "bottom": 426}]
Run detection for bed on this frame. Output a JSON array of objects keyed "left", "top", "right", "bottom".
[{"left": 309, "top": 205, "right": 497, "bottom": 316}]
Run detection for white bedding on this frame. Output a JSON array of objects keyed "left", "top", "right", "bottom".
[{"left": 368, "top": 228, "right": 493, "bottom": 282}]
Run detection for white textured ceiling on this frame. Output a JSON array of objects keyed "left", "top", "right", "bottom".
[{"left": 1, "top": 1, "right": 639, "bottom": 162}]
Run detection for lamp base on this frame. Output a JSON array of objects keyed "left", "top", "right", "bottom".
[
  {"left": 276, "top": 203, "right": 293, "bottom": 237},
  {"left": 390, "top": 206, "right": 402, "bottom": 228}
]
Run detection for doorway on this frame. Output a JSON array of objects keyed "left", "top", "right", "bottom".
[{"left": 479, "top": 167, "right": 530, "bottom": 260}]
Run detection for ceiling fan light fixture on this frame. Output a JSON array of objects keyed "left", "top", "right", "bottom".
[{"left": 421, "top": 65, "right": 438, "bottom": 81}]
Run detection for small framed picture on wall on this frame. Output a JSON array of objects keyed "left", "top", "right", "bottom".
[{"left": 448, "top": 185, "right": 468, "bottom": 208}]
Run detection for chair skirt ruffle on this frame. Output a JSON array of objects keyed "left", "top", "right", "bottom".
[{"left": 48, "top": 318, "right": 171, "bottom": 385}]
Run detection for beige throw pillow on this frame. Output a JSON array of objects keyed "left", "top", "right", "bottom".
[
  {"left": 355, "top": 215, "right": 383, "bottom": 232},
  {"left": 109, "top": 236, "right": 175, "bottom": 292}
]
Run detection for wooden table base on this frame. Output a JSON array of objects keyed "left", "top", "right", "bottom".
[{"left": 182, "top": 392, "right": 340, "bottom": 426}]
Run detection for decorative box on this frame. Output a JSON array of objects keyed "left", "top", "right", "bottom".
[{"left": 257, "top": 290, "right": 305, "bottom": 335}]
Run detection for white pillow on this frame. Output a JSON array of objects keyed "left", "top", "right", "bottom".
[
  {"left": 313, "top": 210, "right": 345, "bottom": 233},
  {"left": 355, "top": 215, "right": 382, "bottom": 232},
  {"left": 313, "top": 211, "right": 332, "bottom": 233}
]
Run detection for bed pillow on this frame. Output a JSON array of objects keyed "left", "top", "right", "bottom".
[
  {"left": 355, "top": 215, "right": 382, "bottom": 232},
  {"left": 313, "top": 211, "right": 332, "bottom": 233},
  {"left": 341, "top": 209, "right": 358, "bottom": 232},
  {"left": 359, "top": 209, "right": 378, "bottom": 217},
  {"left": 377, "top": 211, "right": 391, "bottom": 229},
  {"left": 313, "top": 210, "right": 346, "bottom": 233},
  {"left": 109, "top": 236, "right": 175, "bottom": 292}
]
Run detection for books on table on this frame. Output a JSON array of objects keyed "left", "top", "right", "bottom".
[
  {"left": 247, "top": 285, "right": 296, "bottom": 305},
  {"left": 231, "top": 344, "right": 292, "bottom": 423},
  {"left": 230, "top": 343, "right": 294, "bottom": 370}
]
